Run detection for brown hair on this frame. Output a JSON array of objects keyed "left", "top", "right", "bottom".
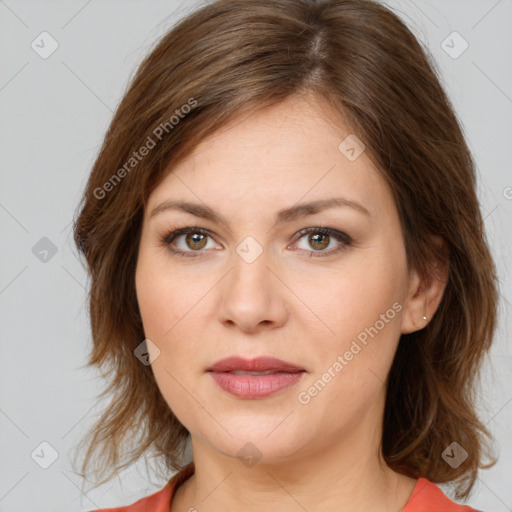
[{"left": 72, "top": 0, "right": 498, "bottom": 499}]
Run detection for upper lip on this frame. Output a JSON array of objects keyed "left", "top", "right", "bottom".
[{"left": 207, "top": 356, "right": 305, "bottom": 373}]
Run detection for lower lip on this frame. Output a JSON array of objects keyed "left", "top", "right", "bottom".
[{"left": 208, "top": 371, "right": 305, "bottom": 399}]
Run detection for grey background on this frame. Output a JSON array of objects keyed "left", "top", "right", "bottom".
[{"left": 0, "top": 1, "right": 511, "bottom": 511}]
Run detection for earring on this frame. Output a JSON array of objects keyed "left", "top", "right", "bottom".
[{"left": 423, "top": 315, "right": 428, "bottom": 322}]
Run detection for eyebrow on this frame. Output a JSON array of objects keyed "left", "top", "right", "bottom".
[{"left": 149, "top": 197, "right": 371, "bottom": 227}]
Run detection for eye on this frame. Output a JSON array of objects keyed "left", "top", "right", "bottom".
[
  {"left": 291, "top": 227, "right": 352, "bottom": 257},
  {"left": 160, "top": 227, "right": 220, "bottom": 258},
  {"left": 160, "top": 226, "right": 352, "bottom": 258}
]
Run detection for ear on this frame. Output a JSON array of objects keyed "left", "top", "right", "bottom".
[{"left": 400, "top": 236, "right": 449, "bottom": 334}]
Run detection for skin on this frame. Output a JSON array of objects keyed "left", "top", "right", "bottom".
[{"left": 135, "top": 92, "right": 447, "bottom": 512}]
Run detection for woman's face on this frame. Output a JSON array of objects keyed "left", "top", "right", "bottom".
[{"left": 135, "top": 94, "right": 421, "bottom": 465}]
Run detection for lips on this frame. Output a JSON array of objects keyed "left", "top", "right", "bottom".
[
  {"left": 206, "top": 356, "right": 305, "bottom": 374},
  {"left": 207, "top": 356, "right": 306, "bottom": 399}
]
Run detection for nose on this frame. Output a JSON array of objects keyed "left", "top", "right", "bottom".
[{"left": 217, "top": 247, "right": 289, "bottom": 333}]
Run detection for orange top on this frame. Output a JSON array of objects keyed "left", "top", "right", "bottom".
[{"left": 95, "top": 462, "right": 481, "bottom": 512}]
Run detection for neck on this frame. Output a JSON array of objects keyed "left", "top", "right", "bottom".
[{"left": 171, "top": 413, "right": 417, "bottom": 512}]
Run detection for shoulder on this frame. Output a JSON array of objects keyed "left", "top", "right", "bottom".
[
  {"left": 403, "top": 477, "right": 483, "bottom": 512},
  {"left": 88, "top": 483, "right": 172, "bottom": 512},
  {"left": 88, "top": 462, "right": 195, "bottom": 512}
]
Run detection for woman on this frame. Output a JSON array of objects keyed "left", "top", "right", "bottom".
[{"left": 72, "top": 0, "right": 498, "bottom": 510}]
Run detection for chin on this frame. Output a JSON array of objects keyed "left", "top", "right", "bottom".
[{"left": 194, "top": 415, "right": 313, "bottom": 464}]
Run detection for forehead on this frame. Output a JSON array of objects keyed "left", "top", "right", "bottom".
[{"left": 148, "top": 95, "right": 393, "bottom": 222}]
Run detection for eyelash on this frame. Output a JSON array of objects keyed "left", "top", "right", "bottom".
[{"left": 160, "top": 226, "right": 352, "bottom": 259}]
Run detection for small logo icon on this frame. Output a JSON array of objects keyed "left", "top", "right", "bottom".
[
  {"left": 441, "top": 32, "right": 469, "bottom": 59},
  {"left": 32, "top": 237, "right": 58, "bottom": 263},
  {"left": 134, "top": 339, "right": 160, "bottom": 365},
  {"left": 442, "top": 441, "right": 468, "bottom": 468},
  {"left": 31, "top": 31, "right": 59, "bottom": 59},
  {"left": 236, "top": 442, "right": 262, "bottom": 468},
  {"left": 338, "top": 134, "right": 366, "bottom": 161},
  {"left": 236, "top": 236, "right": 263, "bottom": 264},
  {"left": 31, "top": 441, "right": 59, "bottom": 469}
]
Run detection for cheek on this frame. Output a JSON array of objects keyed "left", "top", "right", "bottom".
[
  {"left": 135, "top": 256, "right": 205, "bottom": 424},
  {"left": 295, "top": 302, "right": 402, "bottom": 427},
  {"left": 135, "top": 249, "right": 208, "bottom": 372},
  {"left": 136, "top": 248, "right": 195, "bottom": 339},
  {"left": 293, "top": 246, "right": 406, "bottom": 389},
  {"left": 135, "top": 266, "right": 168, "bottom": 338},
  {"left": 300, "top": 253, "right": 404, "bottom": 337}
]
